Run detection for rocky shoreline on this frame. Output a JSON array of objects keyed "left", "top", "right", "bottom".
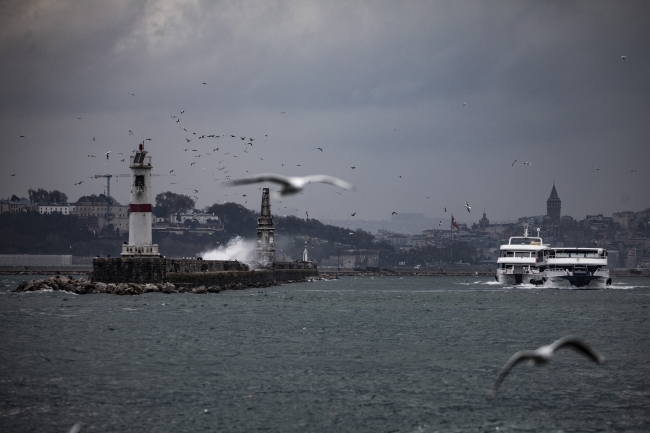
[{"left": 13, "top": 274, "right": 337, "bottom": 295}]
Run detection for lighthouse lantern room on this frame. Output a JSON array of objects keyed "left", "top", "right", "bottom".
[{"left": 121, "top": 143, "right": 160, "bottom": 257}]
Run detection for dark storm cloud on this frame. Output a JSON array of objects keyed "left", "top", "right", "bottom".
[{"left": 1, "top": 0, "right": 649, "bottom": 223}]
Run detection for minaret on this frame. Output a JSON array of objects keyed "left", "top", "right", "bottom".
[
  {"left": 256, "top": 188, "right": 275, "bottom": 265},
  {"left": 302, "top": 236, "right": 309, "bottom": 262},
  {"left": 546, "top": 183, "right": 561, "bottom": 225},
  {"left": 121, "top": 143, "right": 159, "bottom": 257}
]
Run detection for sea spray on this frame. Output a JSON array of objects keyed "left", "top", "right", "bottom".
[{"left": 200, "top": 236, "right": 257, "bottom": 263}]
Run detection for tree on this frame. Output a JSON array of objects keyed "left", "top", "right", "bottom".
[
  {"left": 28, "top": 188, "right": 68, "bottom": 203},
  {"left": 204, "top": 202, "right": 258, "bottom": 237},
  {"left": 49, "top": 190, "right": 68, "bottom": 203},
  {"left": 155, "top": 192, "right": 195, "bottom": 215},
  {"left": 28, "top": 188, "right": 50, "bottom": 203}
]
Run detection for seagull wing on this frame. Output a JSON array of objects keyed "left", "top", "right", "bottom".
[
  {"left": 549, "top": 337, "right": 605, "bottom": 364},
  {"left": 301, "top": 175, "right": 354, "bottom": 191},
  {"left": 493, "top": 350, "right": 539, "bottom": 392},
  {"left": 226, "top": 173, "right": 293, "bottom": 188}
]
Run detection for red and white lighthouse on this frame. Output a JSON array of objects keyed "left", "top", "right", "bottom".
[{"left": 121, "top": 143, "right": 159, "bottom": 257}]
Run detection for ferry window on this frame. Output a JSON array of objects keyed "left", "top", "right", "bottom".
[
  {"left": 515, "top": 252, "right": 530, "bottom": 258},
  {"left": 506, "top": 252, "right": 514, "bottom": 257}
]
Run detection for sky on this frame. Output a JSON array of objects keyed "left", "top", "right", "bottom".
[{"left": 1, "top": 0, "right": 649, "bottom": 227}]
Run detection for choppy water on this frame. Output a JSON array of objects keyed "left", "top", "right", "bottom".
[{"left": 1, "top": 275, "right": 649, "bottom": 432}]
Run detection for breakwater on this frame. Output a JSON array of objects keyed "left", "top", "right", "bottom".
[{"left": 14, "top": 269, "right": 327, "bottom": 295}]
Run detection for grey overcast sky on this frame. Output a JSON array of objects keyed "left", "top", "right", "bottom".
[{"left": 1, "top": 0, "right": 649, "bottom": 225}]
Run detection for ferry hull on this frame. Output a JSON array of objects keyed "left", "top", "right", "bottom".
[
  {"left": 497, "top": 273, "right": 545, "bottom": 286},
  {"left": 545, "top": 274, "right": 611, "bottom": 289}
]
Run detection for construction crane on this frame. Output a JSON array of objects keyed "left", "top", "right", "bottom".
[{"left": 93, "top": 173, "right": 176, "bottom": 222}]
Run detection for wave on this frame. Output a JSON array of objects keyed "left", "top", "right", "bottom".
[{"left": 200, "top": 236, "right": 256, "bottom": 263}]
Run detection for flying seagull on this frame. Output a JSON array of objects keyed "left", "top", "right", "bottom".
[
  {"left": 465, "top": 201, "right": 471, "bottom": 212},
  {"left": 392, "top": 212, "right": 397, "bottom": 215},
  {"left": 512, "top": 160, "right": 517, "bottom": 166},
  {"left": 316, "top": 147, "right": 323, "bottom": 151},
  {"left": 128, "top": 92, "right": 135, "bottom": 96},
  {"left": 226, "top": 173, "right": 354, "bottom": 196},
  {"left": 351, "top": 212, "right": 356, "bottom": 216},
  {"left": 105, "top": 151, "right": 111, "bottom": 160},
  {"left": 492, "top": 336, "right": 605, "bottom": 394},
  {"left": 444, "top": 207, "right": 447, "bottom": 212},
  {"left": 631, "top": 169, "right": 637, "bottom": 172},
  {"left": 621, "top": 55, "right": 626, "bottom": 60}
]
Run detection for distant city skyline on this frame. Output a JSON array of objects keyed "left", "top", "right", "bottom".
[{"left": 1, "top": 1, "right": 649, "bottom": 222}]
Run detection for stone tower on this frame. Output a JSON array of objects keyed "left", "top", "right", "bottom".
[
  {"left": 256, "top": 188, "right": 276, "bottom": 265},
  {"left": 546, "top": 184, "right": 561, "bottom": 225},
  {"left": 121, "top": 143, "right": 159, "bottom": 257}
]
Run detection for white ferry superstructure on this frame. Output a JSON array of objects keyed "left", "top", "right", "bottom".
[{"left": 496, "top": 225, "right": 550, "bottom": 285}]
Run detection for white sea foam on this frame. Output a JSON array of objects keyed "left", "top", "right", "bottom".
[{"left": 200, "top": 236, "right": 256, "bottom": 263}]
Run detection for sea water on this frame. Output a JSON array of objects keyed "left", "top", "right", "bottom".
[{"left": 1, "top": 275, "right": 649, "bottom": 432}]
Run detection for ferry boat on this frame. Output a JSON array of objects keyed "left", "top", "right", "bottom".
[
  {"left": 544, "top": 247, "right": 611, "bottom": 288},
  {"left": 495, "top": 225, "right": 612, "bottom": 288},
  {"left": 496, "top": 225, "right": 550, "bottom": 285}
]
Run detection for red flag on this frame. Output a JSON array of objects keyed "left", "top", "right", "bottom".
[{"left": 451, "top": 215, "right": 459, "bottom": 230}]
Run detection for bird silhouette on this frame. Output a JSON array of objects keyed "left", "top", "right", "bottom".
[
  {"left": 512, "top": 160, "right": 517, "bottom": 166},
  {"left": 492, "top": 336, "right": 605, "bottom": 394},
  {"left": 351, "top": 212, "right": 356, "bottom": 216},
  {"left": 392, "top": 212, "right": 397, "bottom": 215},
  {"left": 621, "top": 55, "right": 626, "bottom": 60},
  {"left": 316, "top": 148, "right": 323, "bottom": 151},
  {"left": 105, "top": 151, "right": 111, "bottom": 160},
  {"left": 465, "top": 201, "right": 471, "bottom": 212},
  {"left": 227, "top": 173, "right": 354, "bottom": 196}
]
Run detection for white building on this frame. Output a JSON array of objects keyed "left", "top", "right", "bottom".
[
  {"left": 37, "top": 202, "right": 76, "bottom": 215},
  {"left": 172, "top": 213, "right": 221, "bottom": 225}
]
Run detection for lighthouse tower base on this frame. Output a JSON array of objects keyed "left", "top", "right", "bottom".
[{"left": 121, "top": 244, "right": 160, "bottom": 257}]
